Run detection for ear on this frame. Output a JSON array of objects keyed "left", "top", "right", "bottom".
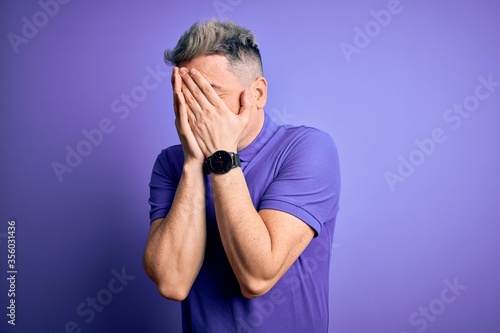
[{"left": 250, "top": 76, "right": 268, "bottom": 109}]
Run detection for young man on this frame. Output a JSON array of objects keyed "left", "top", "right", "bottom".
[{"left": 143, "top": 19, "right": 340, "bottom": 332}]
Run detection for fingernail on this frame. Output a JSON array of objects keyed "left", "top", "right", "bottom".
[
  {"left": 180, "top": 68, "right": 187, "bottom": 75},
  {"left": 189, "top": 68, "right": 197, "bottom": 76}
]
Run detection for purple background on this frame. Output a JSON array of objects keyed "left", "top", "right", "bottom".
[{"left": 1, "top": 0, "right": 499, "bottom": 332}]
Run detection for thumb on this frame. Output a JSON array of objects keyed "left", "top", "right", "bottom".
[{"left": 238, "top": 89, "right": 253, "bottom": 119}]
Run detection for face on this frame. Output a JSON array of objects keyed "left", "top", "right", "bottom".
[{"left": 179, "top": 54, "right": 246, "bottom": 115}]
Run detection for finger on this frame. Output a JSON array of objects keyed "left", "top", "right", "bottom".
[
  {"left": 176, "top": 86, "right": 195, "bottom": 143},
  {"left": 179, "top": 67, "right": 220, "bottom": 110},
  {"left": 187, "top": 68, "right": 223, "bottom": 107},
  {"left": 172, "top": 67, "right": 184, "bottom": 97},
  {"left": 186, "top": 110, "right": 209, "bottom": 156},
  {"left": 238, "top": 89, "right": 253, "bottom": 119},
  {"left": 176, "top": 78, "right": 198, "bottom": 132},
  {"left": 174, "top": 69, "right": 197, "bottom": 123},
  {"left": 170, "top": 67, "right": 179, "bottom": 90},
  {"left": 181, "top": 81, "right": 202, "bottom": 120},
  {"left": 172, "top": 69, "right": 184, "bottom": 118}
]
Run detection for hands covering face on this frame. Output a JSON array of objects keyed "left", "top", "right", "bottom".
[{"left": 171, "top": 66, "right": 253, "bottom": 165}]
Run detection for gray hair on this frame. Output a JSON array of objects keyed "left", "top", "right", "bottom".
[{"left": 164, "top": 19, "right": 263, "bottom": 86}]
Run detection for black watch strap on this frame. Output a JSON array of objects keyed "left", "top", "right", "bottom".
[{"left": 232, "top": 153, "right": 241, "bottom": 167}]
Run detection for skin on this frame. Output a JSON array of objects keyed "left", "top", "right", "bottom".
[{"left": 143, "top": 54, "right": 315, "bottom": 300}]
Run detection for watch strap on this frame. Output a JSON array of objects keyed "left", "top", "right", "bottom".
[{"left": 231, "top": 152, "right": 241, "bottom": 168}]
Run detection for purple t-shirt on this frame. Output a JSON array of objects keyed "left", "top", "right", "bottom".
[{"left": 149, "top": 112, "right": 340, "bottom": 333}]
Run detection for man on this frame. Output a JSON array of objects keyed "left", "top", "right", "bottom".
[{"left": 143, "top": 19, "right": 340, "bottom": 332}]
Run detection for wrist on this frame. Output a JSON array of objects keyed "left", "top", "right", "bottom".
[{"left": 183, "top": 160, "right": 204, "bottom": 175}]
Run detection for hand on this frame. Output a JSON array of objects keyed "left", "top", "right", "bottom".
[
  {"left": 178, "top": 67, "right": 253, "bottom": 156},
  {"left": 171, "top": 67, "right": 205, "bottom": 166}
]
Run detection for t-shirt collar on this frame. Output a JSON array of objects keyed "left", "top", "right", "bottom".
[{"left": 238, "top": 112, "right": 278, "bottom": 163}]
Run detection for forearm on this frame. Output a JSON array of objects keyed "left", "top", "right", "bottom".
[
  {"left": 143, "top": 163, "right": 206, "bottom": 301},
  {"left": 211, "top": 168, "right": 281, "bottom": 297}
]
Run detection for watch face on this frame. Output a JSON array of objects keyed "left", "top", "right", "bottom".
[{"left": 210, "top": 151, "right": 232, "bottom": 174}]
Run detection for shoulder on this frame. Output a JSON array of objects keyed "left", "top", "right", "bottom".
[
  {"left": 276, "top": 125, "right": 340, "bottom": 190},
  {"left": 276, "top": 124, "right": 338, "bottom": 160},
  {"left": 152, "top": 145, "right": 184, "bottom": 177},
  {"left": 156, "top": 145, "right": 184, "bottom": 162}
]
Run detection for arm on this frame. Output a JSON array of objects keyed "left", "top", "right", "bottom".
[
  {"left": 143, "top": 164, "right": 206, "bottom": 301},
  {"left": 212, "top": 169, "right": 314, "bottom": 298},
  {"left": 179, "top": 67, "right": 315, "bottom": 298},
  {"left": 143, "top": 68, "right": 206, "bottom": 301}
]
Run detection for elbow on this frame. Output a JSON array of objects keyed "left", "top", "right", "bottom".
[
  {"left": 143, "top": 257, "right": 190, "bottom": 302},
  {"left": 237, "top": 265, "right": 281, "bottom": 299},
  {"left": 146, "top": 269, "right": 191, "bottom": 301},
  {"left": 239, "top": 277, "right": 274, "bottom": 299},
  {"left": 157, "top": 283, "right": 190, "bottom": 302}
]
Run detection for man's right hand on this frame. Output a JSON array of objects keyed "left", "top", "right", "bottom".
[{"left": 172, "top": 67, "right": 205, "bottom": 167}]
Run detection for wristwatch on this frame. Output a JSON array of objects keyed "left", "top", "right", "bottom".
[{"left": 203, "top": 150, "right": 241, "bottom": 174}]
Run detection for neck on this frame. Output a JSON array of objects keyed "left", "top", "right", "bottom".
[{"left": 237, "top": 109, "right": 265, "bottom": 151}]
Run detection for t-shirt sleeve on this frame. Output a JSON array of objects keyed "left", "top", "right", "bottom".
[
  {"left": 258, "top": 129, "right": 340, "bottom": 236},
  {"left": 148, "top": 147, "right": 183, "bottom": 223}
]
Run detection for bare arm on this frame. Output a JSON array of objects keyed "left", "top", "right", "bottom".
[
  {"left": 212, "top": 169, "right": 314, "bottom": 298},
  {"left": 143, "top": 68, "right": 207, "bottom": 301},
  {"left": 143, "top": 164, "right": 206, "bottom": 301}
]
